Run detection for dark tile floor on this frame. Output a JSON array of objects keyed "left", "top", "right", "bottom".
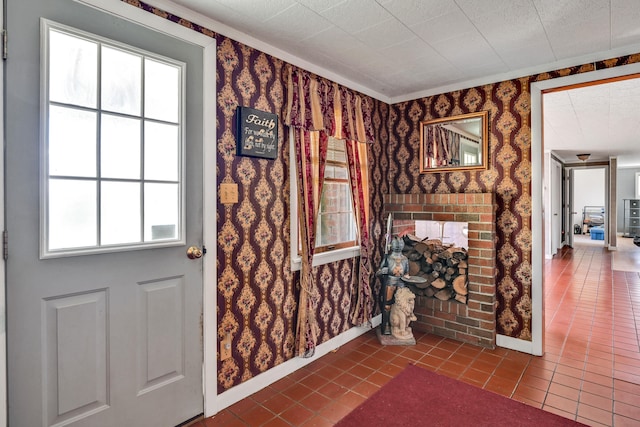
[{"left": 197, "top": 242, "right": 640, "bottom": 426}]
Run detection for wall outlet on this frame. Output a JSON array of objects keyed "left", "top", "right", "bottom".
[{"left": 220, "top": 333, "right": 232, "bottom": 360}]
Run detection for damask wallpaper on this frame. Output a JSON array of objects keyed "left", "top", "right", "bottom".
[
  {"left": 215, "top": 38, "right": 388, "bottom": 392},
  {"left": 387, "top": 55, "right": 640, "bottom": 340},
  {"left": 123, "top": 0, "right": 639, "bottom": 393}
]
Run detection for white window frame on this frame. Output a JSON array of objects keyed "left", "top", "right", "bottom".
[
  {"left": 636, "top": 172, "right": 640, "bottom": 199},
  {"left": 40, "top": 19, "right": 187, "bottom": 258},
  {"left": 289, "top": 129, "right": 360, "bottom": 271}
]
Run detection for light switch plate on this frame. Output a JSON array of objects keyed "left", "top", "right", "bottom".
[{"left": 220, "top": 183, "right": 239, "bottom": 204}]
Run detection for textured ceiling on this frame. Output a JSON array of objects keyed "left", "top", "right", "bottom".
[
  {"left": 544, "top": 78, "right": 640, "bottom": 168},
  {"left": 162, "top": 0, "right": 640, "bottom": 166}
]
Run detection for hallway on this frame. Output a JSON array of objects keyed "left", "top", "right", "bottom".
[{"left": 202, "top": 242, "right": 640, "bottom": 426}]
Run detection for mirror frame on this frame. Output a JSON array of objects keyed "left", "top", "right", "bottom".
[{"left": 419, "top": 110, "right": 489, "bottom": 173}]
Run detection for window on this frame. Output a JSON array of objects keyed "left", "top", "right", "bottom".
[
  {"left": 463, "top": 151, "right": 477, "bottom": 166},
  {"left": 316, "top": 138, "right": 357, "bottom": 252},
  {"left": 41, "top": 21, "right": 185, "bottom": 257},
  {"left": 289, "top": 132, "right": 360, "bottom": 270}
]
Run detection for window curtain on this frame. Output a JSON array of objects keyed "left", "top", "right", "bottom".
[
  {"left": 336, "top": 86, "right": 373, "bottom": 326},
  {"left": 426, "top": 125, "right": 461, "bottom": 166},
  {"left": 345, "top": 139, "right": 373, "bottom": 325},
  {"left": 293, "top": 129, "right": 327, "bottom": 357},
  {"left": 285, "top": 66, "right": 374, "bottom": 356}
]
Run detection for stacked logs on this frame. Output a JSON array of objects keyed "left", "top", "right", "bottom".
[{"left": 401, "top": 235, "right": 469, "bottom": 304}]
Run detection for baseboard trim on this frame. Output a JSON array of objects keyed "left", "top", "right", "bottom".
[{"left": 213, "top": 314, "right": 381, "bottom": 413}]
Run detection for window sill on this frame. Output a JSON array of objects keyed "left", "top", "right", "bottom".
[{"left": 291, "top": 246, "right": 360, "bottom": 272}]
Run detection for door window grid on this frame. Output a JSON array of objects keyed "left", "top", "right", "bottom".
[{"left": 42, "top": 21, "right": 185, "bottom": 257}]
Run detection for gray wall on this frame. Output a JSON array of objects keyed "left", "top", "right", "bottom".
[{"left": 617, "top": 167, "right": 640, "bottom": 233}]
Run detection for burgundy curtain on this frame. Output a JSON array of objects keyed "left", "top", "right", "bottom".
[
  {"left": 293, "top": 129, "right": 328, "bottom": 357},
  {"left": 285, "top": 66, "right": 374, "bottom": 356},
  {"left": 345, "top": 139, "right": 373, "bottom": 325}
]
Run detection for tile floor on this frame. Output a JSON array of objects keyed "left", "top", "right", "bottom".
[{"left": 197, "top": 241, "right": 640, "bottom": 427}]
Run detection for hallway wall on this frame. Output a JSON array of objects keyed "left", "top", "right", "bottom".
[{"left": 573, "top": 168, "right": 606, "bottom": 233}]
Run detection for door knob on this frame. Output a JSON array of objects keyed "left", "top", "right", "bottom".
[{"left": 186, "top": 246, "right": 204, "bottom": 259}]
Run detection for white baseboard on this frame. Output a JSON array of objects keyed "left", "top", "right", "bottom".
[{"left": 211, "top": 314, "right": 381, "bottom": 414}]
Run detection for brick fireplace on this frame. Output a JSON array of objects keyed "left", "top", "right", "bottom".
[{"left": 384, "top": 193, "right": 497, "bottom": 348}]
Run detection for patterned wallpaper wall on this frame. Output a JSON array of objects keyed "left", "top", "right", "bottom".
[
  {"left": 122, "top": 0, "right": 388, "bottom": 394},
  {"left": 387, "top": 55, "right": 640, "bottom": 340},
  {"left": 215, "top": 38, "right": 388, "bottom": 392},
  {"left": 123, "top": 0, "right": 639, "bottom": 393}
]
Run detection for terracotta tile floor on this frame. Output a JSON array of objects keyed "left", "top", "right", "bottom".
[{"left": 197, "top": 242, "right": 640, "bottom": 427}]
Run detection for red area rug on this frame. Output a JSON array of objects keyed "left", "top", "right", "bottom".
[{"left": 336, "top": 364, "right": 586, "bottom": 427}]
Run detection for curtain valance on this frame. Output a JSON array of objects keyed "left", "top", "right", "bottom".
[{"left": 285, "top": 66, "right": 374, "bottom": 144}]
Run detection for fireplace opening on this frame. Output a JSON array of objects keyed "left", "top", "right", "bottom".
[
  {"left": 398, "top": 220, "right": 470, "bottom": 305},
  {"left": 415, "top": 220, "right": 468, "bottom": 248},
  {"left": 384, "top": 193, "right": 497, "bottom": 348}
]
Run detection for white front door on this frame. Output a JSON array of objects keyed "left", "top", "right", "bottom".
[{"left": 6, "top": 0, "right": 207, "bottom": 425}]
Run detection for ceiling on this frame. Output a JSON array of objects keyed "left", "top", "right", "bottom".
[
  {"left": 544, "top": 78, "right": 640, "bottom": 168},
  {"left": 163, "top": 0, "right": 640, "bottom": 167}
]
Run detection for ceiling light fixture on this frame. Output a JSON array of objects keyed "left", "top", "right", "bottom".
[{"left": 576, "top": 153, "right": 590, "bottom": 161}]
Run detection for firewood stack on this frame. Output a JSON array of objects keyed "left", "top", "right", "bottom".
[{"left": 401, "top": 235, "right": 469, "bottom": 304}]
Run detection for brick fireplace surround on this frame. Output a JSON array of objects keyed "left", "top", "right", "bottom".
[{"left": 383, "top": 193, "right": 497, "bottom": 348}]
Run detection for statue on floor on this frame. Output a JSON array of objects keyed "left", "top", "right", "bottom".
[
  {"left": 377, "top": 235, "right": 410, "bottom": 335},
  {"left": 390, "top": 287, "right": 417, "bottom": 340}
]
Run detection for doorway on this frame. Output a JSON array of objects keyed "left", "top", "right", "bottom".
[
  {"left": 532, "top": 61, "right": 640, "bottom": 356},
  {"left": 571, "top": 167, "right": 607, "bottom": 247}
]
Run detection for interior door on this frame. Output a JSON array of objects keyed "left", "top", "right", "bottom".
[
  {"left": 567, "top": 167, "right": 575, "bottom": 247},
  {"left": 6, "top": 0, "right": 204, "bottom": 426},
  {"left": 551, "top": 158, "right": 562, "bottom": 255}
]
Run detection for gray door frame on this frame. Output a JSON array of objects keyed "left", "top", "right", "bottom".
[{"left": 0, "top": 0, "right": 6, "bottom": 422}]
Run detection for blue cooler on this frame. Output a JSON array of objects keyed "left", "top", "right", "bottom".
[{"left": 591, "top": 227, "right": 604, "bottom": 240}]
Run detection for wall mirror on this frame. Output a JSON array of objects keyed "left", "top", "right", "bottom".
[{"left": 420, "top": 110, "right": 489, "bottom": 173}]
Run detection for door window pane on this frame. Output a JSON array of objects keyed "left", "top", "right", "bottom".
[
  {"left": 49, "top": 179, "right": 97, "bottom": 249},
  {"left": 101, "top": 182, "right": 141, "bottom": 245},
  {"left": 144, "top": 122, "right": 179, "bottom": 181},
  {"left": 49, "top": 30, "right": 98, "bottom": 108},
  {"left": 144, "top": 183, "right": 178, "bottom": 241},
  {"left": 49, "top": 105, "right": 97, "bottom": 177},
  {"left": 43, "top": 23, "right": 185, "bottom": 256},
  {"left": 101, "top": 114, "right": 140, "bottom": 179},
  {"left": 144, "top": 58, "right": 179, "bottom": 123},
  {"left": 101, "top": 46, "right": 142, "bottom": 115}
]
